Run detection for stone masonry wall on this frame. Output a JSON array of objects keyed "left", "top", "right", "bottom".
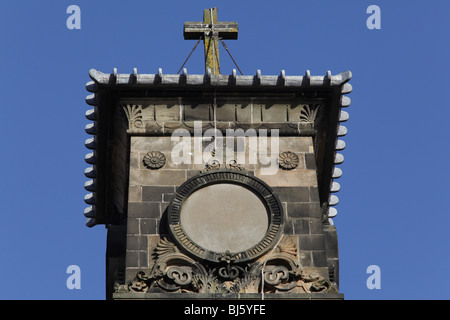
[{"left": 124, "top": 135, "right": 328, "bottom": 283}]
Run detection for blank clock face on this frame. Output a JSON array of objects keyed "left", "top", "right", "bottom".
[
  {"left": 179, "top": 183, "right": 269, "bottom": 253},
  {"left": 168, "top": 170, "right": 283, "bottom": 263}
]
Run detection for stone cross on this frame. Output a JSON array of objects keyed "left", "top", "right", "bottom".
[{"left": 184, "top": 7, "right": 238, "bottom": 75}]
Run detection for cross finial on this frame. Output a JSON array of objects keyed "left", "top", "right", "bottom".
[{"left": 184, "top": 8, "right": 238, "bottom": 75}]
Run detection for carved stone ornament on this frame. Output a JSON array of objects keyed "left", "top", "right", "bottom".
[
  {"left": 168, "top": 170, "right": 284, "bottom": 264},
  {"left": 202, "top": 159, "right": 245, "bottom": 173},
  {"left": 278, "top": 151, "right": 299, "bottom": 170},
  {"left": 143, "top": 151, "right": 166, "bottom": 170},
  {"left": 299, "top": 104, "right": 320, "bottom": 124},
  {"left": 120, "top": 236, "right": 338, "bottom": 295},
  {"left": 122, "top": 104, "right": 143, "bottom": 129}
]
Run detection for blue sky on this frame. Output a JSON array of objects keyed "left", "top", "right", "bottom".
[{"left": 0, "top": 0, "right": 449, "bottom": 300}]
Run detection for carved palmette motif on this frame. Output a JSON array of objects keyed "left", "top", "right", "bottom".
[
  {"left": 122, "top": 237, "right": 337, "bottom": 294},
  {"left": 122, "top": 104, "right": 144, "bottom": 129},
  {"left": 299, "top": 104, "right": 320, "bottom": 124}
]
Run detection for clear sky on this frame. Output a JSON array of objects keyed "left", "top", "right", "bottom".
[{"left": 1, "top": 0, "right": 449, "bottom": 300}]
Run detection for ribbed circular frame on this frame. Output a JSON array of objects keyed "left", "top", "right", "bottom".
[{"left": 168, "top": 170, "right": 284, "bottom": 263}]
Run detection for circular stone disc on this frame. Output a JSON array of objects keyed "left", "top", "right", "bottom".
[{"left": 179, "top": 183, "right": 269, "bottom": 253}]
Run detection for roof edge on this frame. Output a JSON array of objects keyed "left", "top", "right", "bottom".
[{"left": 89, "top": 68, "right": 352, "bottom": 88}]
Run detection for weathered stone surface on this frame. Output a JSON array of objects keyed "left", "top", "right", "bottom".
[
  {"left": 272, "top": 186, "right": 309, "bottom": 202},
  {"left": 113, "top": 292, "right": 344, "bottom": 300},
  {"left": 131, "top": 136, "right": 177, "bottom": 153},
  {"left": 299, "top": 251, "right": 313, "bottom": 268},
  {"left": 283, "top": 219, "right": 294, "bottom": 235},
  {"left": 309, "top": 218, "right": 323, "bottom": 234},
  {"left": 126, "top": 235, "right": 148, "bottom": 251},
  {"left": 128, "top": 186, "right": 142, "bottom": 202},
  {"left": 117, "top": 103, "right": 340, "bottom": 300},
  {"left": 262, "top": 104, "right": 289, "bottom": 122},
  {"left": 128, "top": 202, "right": 161, "bottom": 219},
  {"left": 312, "top": 251, "right": 328, "bottom": 268},
  {"left": 298, "top": 234, "right": 325, "bottom": 251},
  {"left": 292, "top": 218, "right": 310, "bottom": 234},
  {"left": 180, "top": 183, "right": 269, "bottom": 253},
  {"left": 91, "top": 61, "right": 350, "bottom": 300},
  {"left": 154, "top": 103, "right": 181, "bottom": 121},
  {"left": 125, "top": 251, "right": 139, "bottom": 268},
  {"left": 305, "top": 153, "right": 317, "bottom": 170},
  {"left": 184, "top": 104, "right": 211, "bottom": 121},
  {"left": 309, "top": 186, "right": 320, "bottom": 202},
  {"left": 140, "top": 219, "right": 158, "bottom": 235},
  {"left": 279, "top": 136, "right": 314, "bottom": 153},
  {"left": 255, "top": 170, "right": 317, "bottom": 187},
  {"left": 142, "top": 186, "right": 175, "bottom": 202},
  {"left": 129, "top": 169, "right": 187, "bottom": 186},
  {"left": 287, "top": 202, "right": 321, "bottom": 219},
  {"left": 127, "top": 218, "right": 140, "bottom": 235}
]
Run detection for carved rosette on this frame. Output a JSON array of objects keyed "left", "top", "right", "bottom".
[
  {"left": 143, "top": 151, "right": 166, "bottom": 170},
  {"left": 278, "top": 151, "right": 299, "bottom": 170},
  {"left": 121, "top": 237, "right": 337, "bottom": 295}
]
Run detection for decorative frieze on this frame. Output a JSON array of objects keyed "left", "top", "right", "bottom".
[
  {"left": 118, "top": 236, "right": 337, "bottom": 295},
  {"left": 118, "top": 99, "right": 322, "bottom": 135}
]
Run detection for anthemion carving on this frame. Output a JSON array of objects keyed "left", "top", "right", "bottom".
[
  {"left": 299, "top": 104, "right": 320, "bottom": 129},
  {"left": 118, "top": 236, "right": 337, "bottom": 294},
  {"left": 278, "top": 151, "right": 299, "bottom": 170},
  {"left": 122, "top": 104, "right": 143, "bottom": 129},
  {"left": 143, "top": 151, "right": 166, "bottom": 170}
]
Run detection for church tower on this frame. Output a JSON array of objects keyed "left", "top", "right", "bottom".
[{"left": 83, "top": 8, "right": 351, "bottom": 300}]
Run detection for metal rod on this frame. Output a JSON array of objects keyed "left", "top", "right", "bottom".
[
  {"left": 220, "top": 39, "right": 243, "bottom": 75},
  {"left": 177, "top": 38, "right": 201, "bottom": 74}
]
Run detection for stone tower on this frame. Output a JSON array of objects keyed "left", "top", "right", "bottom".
[{"left": 83, "top": 8, "right": 352, "bottom": 300}]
